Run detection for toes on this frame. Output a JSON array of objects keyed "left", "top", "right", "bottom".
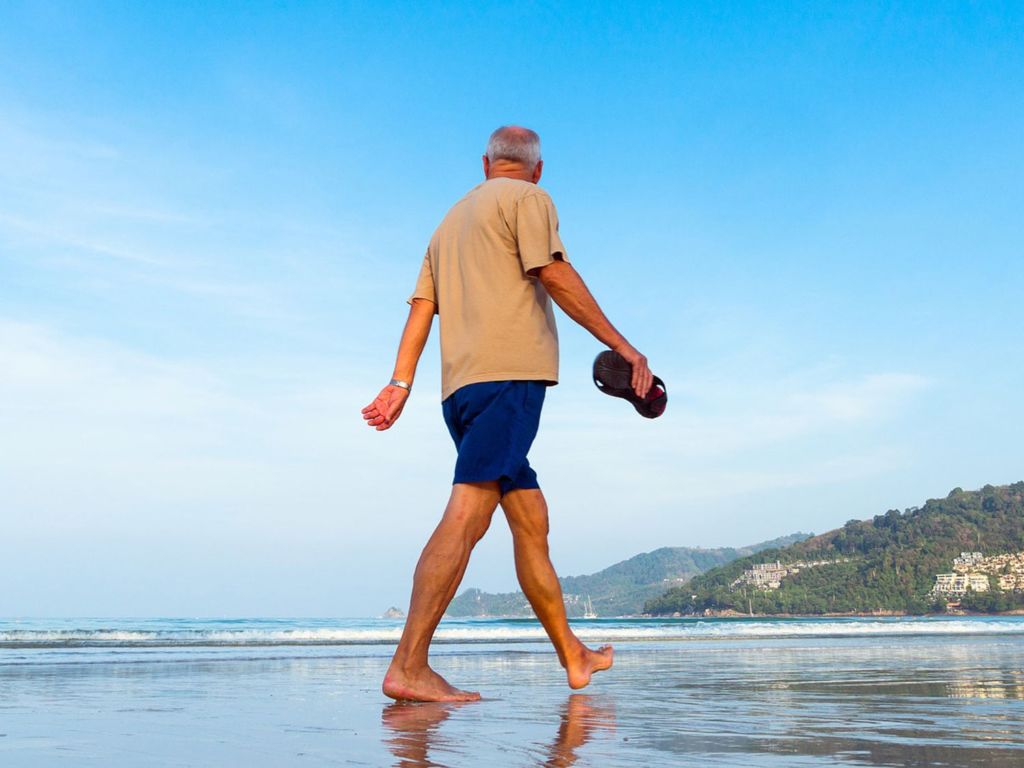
[{"left": 447, "top": 690, "right": 480, "bottom": 702}]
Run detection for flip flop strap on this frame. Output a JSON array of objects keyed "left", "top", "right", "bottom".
[{"left": 592, "top": 372, "right": 667, "bottom": 399}]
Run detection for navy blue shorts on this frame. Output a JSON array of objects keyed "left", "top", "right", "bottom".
[{"left": 441, "top": 381, "right": 546, "bottom": 496}]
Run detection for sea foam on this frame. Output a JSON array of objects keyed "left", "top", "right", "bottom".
[{"left": 2, "top": 617, "right": 1023, "bottom": 648}]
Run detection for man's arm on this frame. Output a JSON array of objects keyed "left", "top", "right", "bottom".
[
  {"left": 535, "top": 260, "right": 653, "bottom": 397},
  {"left": 361, "top": 298, "right": 436, "bottom": 431}
]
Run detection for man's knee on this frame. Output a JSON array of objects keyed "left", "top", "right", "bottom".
[
  {"left": 442, "top": 505, "right": 494, "bottom": 543},
  {"left": 503, "top": 491, "right": 550, "bottom": 541},
  {"left": 445, "top": 483, "right": 500, "bottom": 543},
  {"left": 468, "top": 509, "right": 495, "bottom": 544}
]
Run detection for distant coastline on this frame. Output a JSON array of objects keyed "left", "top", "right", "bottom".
[
  {"left": 445, "top": 483, "right": 1024, "bottom": 621},
  {"left": 446, "top": 533, "right": 811, "bottom": 619},
  {"left": 442, "top": 609, "right": 1024, "bottom": 620},
  {"left": 647, "top": 483, "right": 1024, "bottom": 617}
]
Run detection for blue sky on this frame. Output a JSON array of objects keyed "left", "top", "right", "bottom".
[{"left": 1, "top": 1, "right": 1021, "bottom": 617}]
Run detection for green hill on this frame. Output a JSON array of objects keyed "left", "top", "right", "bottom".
[
  {"left": 446, "top": 533, "right": 810, "bottom": 618},
  {"left": 645, "top": 482, "right": 1024, "bottom": 616}
]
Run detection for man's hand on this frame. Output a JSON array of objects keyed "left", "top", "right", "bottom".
[
  {"left": 536, "top": 262, "right": 654, "bottom": 396},
  {"left": 613, "top": 343, "right": 653, "bottom": 398},
  {"left": 362, "top": 385, "right": 411, "bottom": 431}
]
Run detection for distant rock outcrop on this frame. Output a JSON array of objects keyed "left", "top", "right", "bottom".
[{"left": 382, "top": 606, "right": 406, "bottom": 619}]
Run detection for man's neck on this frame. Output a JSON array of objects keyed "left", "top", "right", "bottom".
[
  {"left": 483, "top": 157, "right": 542, "bottom": 184},
  {"left": 487, "top": 170, "right": 535, "bottom": 182}
]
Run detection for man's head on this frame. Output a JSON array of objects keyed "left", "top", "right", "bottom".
[{"left": 483, "top": 126, "right": 543, "bottom": 184}]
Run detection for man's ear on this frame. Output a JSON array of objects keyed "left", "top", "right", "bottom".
[
  {"left": 483, "top": 155, "right": 491, "bottom": 179},
  {"left": 532, "top": 160, "right": 543, "bottom": 184}
]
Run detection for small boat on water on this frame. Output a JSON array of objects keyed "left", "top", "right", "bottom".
[{"left": 583, "top": 595, "right": 597, "bottom": 619}]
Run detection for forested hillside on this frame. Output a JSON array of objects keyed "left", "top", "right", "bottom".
[{"left": 645, "top": 483, "right": 1024, "bottom": 616}]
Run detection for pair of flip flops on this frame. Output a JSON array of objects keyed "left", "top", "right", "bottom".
[{"left": 592, "top": 350, "right": 667, "bottom": 419}]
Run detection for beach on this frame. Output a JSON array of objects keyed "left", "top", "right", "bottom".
[{"left": 2, "top": 617, "right": 1023, "bottom": 766}]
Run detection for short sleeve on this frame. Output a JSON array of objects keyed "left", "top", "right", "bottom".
[
  {"left": 407, "top": 250, "right": 438, "bottom": 310},
  {"left": 515, "top": 191, "right": 568, "bottom": 274}
]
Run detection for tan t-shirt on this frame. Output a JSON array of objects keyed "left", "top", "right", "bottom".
[{"left": 409, "top": 177, "right": 567, "bottom": 401}]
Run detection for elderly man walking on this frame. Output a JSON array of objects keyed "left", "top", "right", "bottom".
[{"left": 362, "top": 126, "right": 653, "bottom": 702}]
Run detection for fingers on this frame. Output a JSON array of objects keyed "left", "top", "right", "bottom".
[
  {"left": 363, "top": 390, "right": 387, "bottom": 418},
  {"left": 615, "top": 345, "right": 656, "bottom": 397},
  {"left": 366, "top": 417, "right": 389, "bottom": 428},
  {"left": 640, "top": 364, "right": 653, "bottom": 398},
  {"left": 640, "top": 365, "right": 653, "bottom": 397},
  {"left": 364, "top": 407, "right": 389, "bottom": 428},
  {"left": 363, "top": 386, "right": 410, "bottom": 430},
  {"left": 362, "top": 393, "right": 390, "bottom": 429},
  {"left": 630, "top": 355, "right": 651, "bottom": 397},
  {"left": 619, "top": 344, "right": 647, "bottom": 397}
]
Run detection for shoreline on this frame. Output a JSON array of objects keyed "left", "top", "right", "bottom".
[
  {"left": 659, "top": 608, "right": 1024, "bottom": 618},
  {"left": 448, "top": 608, "right": 1024, "bottom": 619}
]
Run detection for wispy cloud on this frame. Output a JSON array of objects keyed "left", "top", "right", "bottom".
[
  {"left": 544, "top": 369, "right": 930, "bottom": 460},
  {"left": 0, "top": 212, "right": 172, "bottom": 266},
  {"left": 795, "top": 373, "right": 929, "bottom": 423},
  {"left": 0, "top": 111, "right": 214, "bottom": 270},
  {"left": 0, "top": 109, "right": 381, "bottom": 341},
  {"left": 0, "top": 319, "right": 450, "bottom": 531}
]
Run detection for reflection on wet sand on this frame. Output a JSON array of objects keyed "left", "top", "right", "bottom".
[
  {"left": 381, "top": 701, "right": 461, "bottom": 768},
  {"left": 544, "top": 695, "right": 616, "bottom": 767},
  {"left": 617, "top": 639, "right": 1024, "bottom": 767},
  {"left": 947, "top": 670, "right": 1024, "bottom": 700},
  {"left": 382, "top": 694, "right": 616, "bottom": 768}
]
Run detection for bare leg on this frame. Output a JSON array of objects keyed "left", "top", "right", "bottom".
[
  {"left": 501, "top": 488, "right": 613, "bottom": 689},
  {"left": 384, "top": 481, "right": 501, "bottom": 702},
  {"left": 381, "top": 702, "right": 458, "bottom": 765},
  {"left": 545, "top": 694, "right": 617, "bottom": 767}
]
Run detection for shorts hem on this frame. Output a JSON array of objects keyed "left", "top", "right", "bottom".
[
  {"left": 441, "top": 373, "right": 557, "bottom": 402},
  {"left": 451, "top": 475, "right": 541, "bottom": 496}
]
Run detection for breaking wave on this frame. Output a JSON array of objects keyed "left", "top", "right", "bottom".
[{"left": 2, "top": 617, "right": 1023, "bottom": 649}]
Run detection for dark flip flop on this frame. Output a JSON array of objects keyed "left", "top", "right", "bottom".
[{"left": 592, "top": 350, "right": 667, "bottom": 419}]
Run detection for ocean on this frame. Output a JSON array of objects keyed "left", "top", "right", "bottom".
[{"left": 2, "top": 616, "right": 1023, "bottom": 766}]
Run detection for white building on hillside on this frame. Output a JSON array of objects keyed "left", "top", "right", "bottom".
[{"left": 932, "top": 573, "right": 990, "bottom": 596}]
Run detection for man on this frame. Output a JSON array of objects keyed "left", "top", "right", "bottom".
[{"left": 362, "top": 126, "right": 653, "bottom": 702}]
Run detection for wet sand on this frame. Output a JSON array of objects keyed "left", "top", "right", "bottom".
[{"left": 2, "top": 635, "right": 1023, "bottom": 766}]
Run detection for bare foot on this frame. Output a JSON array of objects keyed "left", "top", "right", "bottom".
[
  {"left": 564, "top": 643, "right": 614, "bottom": 690},
  {"left": 382, "top": 664, "right": 482, "bottom": 702}
]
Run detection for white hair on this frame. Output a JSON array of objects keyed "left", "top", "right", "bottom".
[{"left": 485, "top": 126, "right": 541, "bottom": 168}]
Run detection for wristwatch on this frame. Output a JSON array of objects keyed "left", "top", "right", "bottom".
[{"left": 389, "top": 378, "right": 412, "bottom": 391}]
